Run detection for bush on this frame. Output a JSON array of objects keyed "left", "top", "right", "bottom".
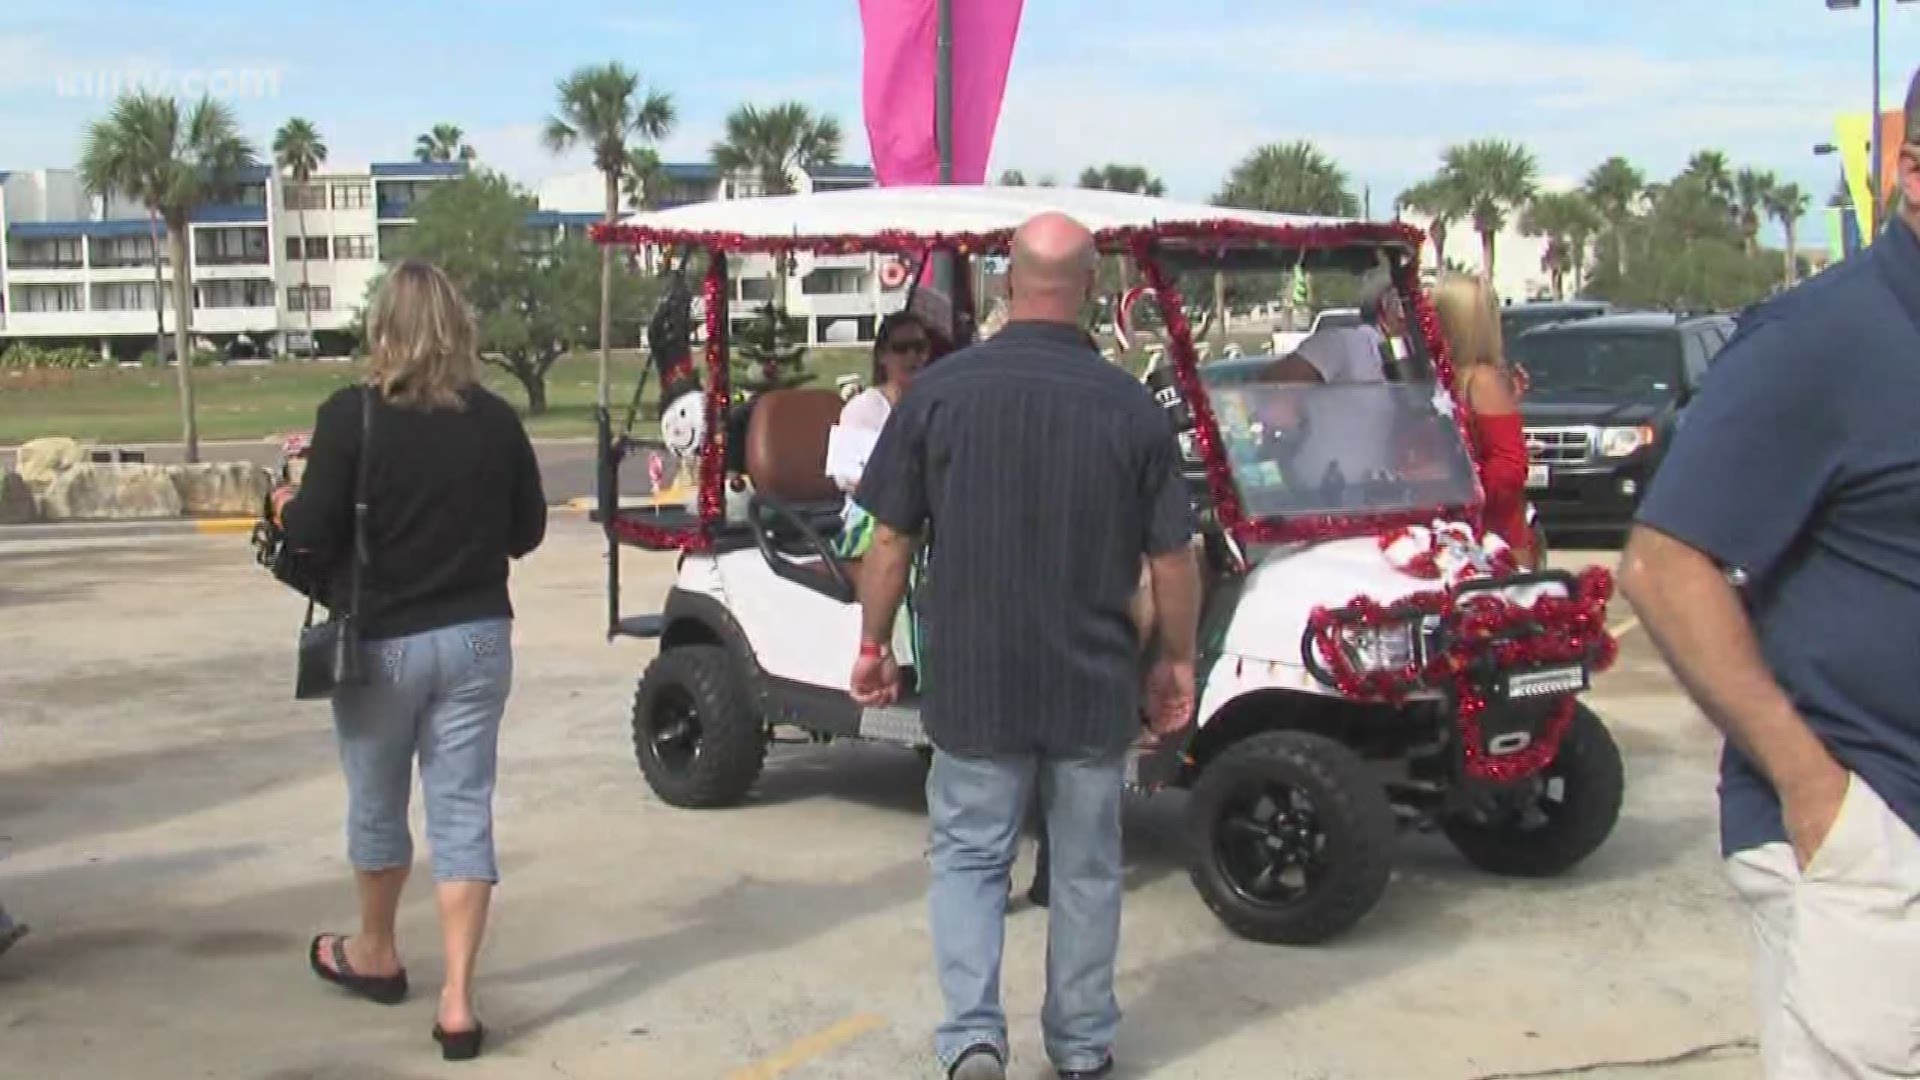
[{"left": 0, "top": 343, "right": 98, "bottom": 370}]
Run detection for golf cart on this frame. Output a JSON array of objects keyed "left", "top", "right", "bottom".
[{"left": 591, "top": 186, "right": 1623, "bottom": 945}]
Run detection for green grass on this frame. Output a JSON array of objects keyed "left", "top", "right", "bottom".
[
  {"left": 0, "top": 348, "right": 872, "bottom": 446},
  {"left": 0, "top": 329, "right": 1278, "bottom": 447}
]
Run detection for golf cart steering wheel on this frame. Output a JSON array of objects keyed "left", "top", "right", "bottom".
[{"left": 747, "top": 494, "right": 857, "bottom": 604}]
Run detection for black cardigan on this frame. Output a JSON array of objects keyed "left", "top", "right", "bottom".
[{"left": 282, "top": 385, "right": 547, "bottom": 640}]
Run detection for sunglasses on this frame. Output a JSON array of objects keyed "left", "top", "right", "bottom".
[{"left": 886, "top": 338, "right": 931, "bottom": 356}]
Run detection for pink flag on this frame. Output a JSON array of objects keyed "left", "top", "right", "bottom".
[{"left": 859, "top": 0, "right": 1024, "bottom": 186}]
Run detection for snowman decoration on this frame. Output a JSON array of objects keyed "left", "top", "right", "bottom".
[{"left": 646, "top": 263, "right": 709, "bottom": 508}]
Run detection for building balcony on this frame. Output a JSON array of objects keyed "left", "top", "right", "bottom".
[
  {"left": 7, "top": 257, "right": 85, "bottom": 271},
  {"left": 190, "top": 203, "right": 270, "bottom": 224},
  {"left": 376, "top": 200, "right": 417, "bottom": 221}
]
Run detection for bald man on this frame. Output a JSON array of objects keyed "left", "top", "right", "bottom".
[{"left": 851, "top": 213, "right": 1201, "bottom": 1080}]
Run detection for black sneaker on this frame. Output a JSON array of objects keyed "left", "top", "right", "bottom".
[
  {"left": 1057, "top": 1056, "right": 1114, "bottom": 1079},
  {"left": 949, "top": 1044, "right": 1006, "bottom": 1080}
]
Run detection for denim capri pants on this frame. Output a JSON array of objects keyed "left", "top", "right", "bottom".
[{"left": 331, "top": 618, "right": 513, "bottom": 883}]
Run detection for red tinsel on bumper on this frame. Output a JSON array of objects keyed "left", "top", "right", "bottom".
[{"left": 1305, "top": 566, "right": 1620, "bottom": 782}]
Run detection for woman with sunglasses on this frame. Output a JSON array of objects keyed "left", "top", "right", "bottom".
[{"left": 830, "top": 310, "right": 933, "bottom": 558}]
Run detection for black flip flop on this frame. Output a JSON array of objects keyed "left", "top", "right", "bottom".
[
  {"left": 433, "top": 1021, "right": 485, "bottom": 1061},
  {"left": 308, "top": 933, "right": 408, "bottom": 1005}
]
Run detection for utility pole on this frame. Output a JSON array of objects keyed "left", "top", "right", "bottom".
[{"left": 936, "top": 0, "right": 954, "bottom": 184}]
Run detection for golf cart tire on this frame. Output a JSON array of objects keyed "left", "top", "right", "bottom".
[
  {"left": 1441, "top": 703, "right": 1623, "bottom": 878},
  {"left": 1187, "top": 731, "right": 1396, "bottom": 946},
  {"left": 631, "top": 644, "right": 767, "bottom": 809}
]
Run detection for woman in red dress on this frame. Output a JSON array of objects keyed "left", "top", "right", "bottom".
[{"left": 1432, "top": 273, "right": 1537, "bottom": 567}]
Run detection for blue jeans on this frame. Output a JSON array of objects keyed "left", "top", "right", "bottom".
[
  {"left": 927, "top": 747, "right": 1127, "bottom": 1073},
  {"left": 331, "top": 618, "right": 513, "bottom": 883}
]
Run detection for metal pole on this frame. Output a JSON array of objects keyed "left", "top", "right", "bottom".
[
  {"left": 1872, "top": 0, "right": 1884, "bottom": 232},
  {"left": 936, "top": 0, "right": 954, "bottom": 184}
]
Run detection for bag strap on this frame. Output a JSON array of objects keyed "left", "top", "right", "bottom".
[{"left": 345, "top": 385, "right": 375, "bottom": 621}]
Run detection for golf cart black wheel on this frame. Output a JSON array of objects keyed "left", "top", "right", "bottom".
[
  {"left": 1187, "top": 731, "right": 1396, "bottom": 946},
  {"left": 631, "top": 645, "right": 766, "bottom": 809},
  {"left": 1441, "top": 703, "right": 1623, "bottom": 878}
]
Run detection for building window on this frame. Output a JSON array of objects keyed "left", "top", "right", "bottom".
[
  {"left": 195, "top": 227, "right": 270, "bottom": 266},
  {"left": 284, "top": 183, "right": 329, "bottom": 211},
  {"left": 801, "top": 268, "right": 870, "bottom": 296},
  {"left": 287, "top": 285, "right": 332, "bottom": 312},
  {"left": 10, "top": 284, "right": 86, "bottom": 312},
  {"left": 737, "top": 276, "right": 776, "bottom": 303},
  {"left": 8, "top": 237, "right": 84, "bottom": 269},
  {"left": 332, "top": 235, "right": 374, "bottom": 260},
  {"left": 91, "top": 281, "right": 159, "bottom": 311},
  {"left": 91, "top": 235, "right": 162, "bottom": 269},
  {"left": 331, "top": 182, "right": 371, "bottom": 210},
  {"left": 284, "top": 236, "right": 329, "bottom": 261},
  {"left": 235, "top": 183, "right": 267, "bottom": 206},
  {"left": 196, "top": 278, "right": 275, "bottom": 309}
]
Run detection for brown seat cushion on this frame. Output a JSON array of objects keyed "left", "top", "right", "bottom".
[{"left": 746, "top": 388, "right": 845, "bottom": 504}]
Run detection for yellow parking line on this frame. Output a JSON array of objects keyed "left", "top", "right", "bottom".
[
  {"left": 193, "top": 518, "right": 257, "bottom": 535},
  {"left": 1609, "top": 614, "right": 1642, "bottom": 639},
  {"left": 723, "top": 1013, "right": 886, "bottom": 1080}
]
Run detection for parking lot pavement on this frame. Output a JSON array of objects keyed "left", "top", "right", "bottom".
[{"left": 0, "top": 525, "right": 1754, "bottom": 1079}]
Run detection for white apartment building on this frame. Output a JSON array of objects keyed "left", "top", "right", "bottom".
[
  {"left": 0, "top": 160, "right": 599, "bottom": 358},
  {"left": 0, "top": 155, "right": 884, "bottom": 357},
  {"left": 540, "top": 160, "right": 898, "bottom": 346}
]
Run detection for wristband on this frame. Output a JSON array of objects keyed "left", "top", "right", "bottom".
[{"left": 859, "top": 640, "right": 891, "bottom": 659}]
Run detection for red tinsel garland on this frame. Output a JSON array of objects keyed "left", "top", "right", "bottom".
[
  {"left": 591, "top": 217, "right": 1425, "bottom": 259},
  {"left": 1305, "top": 566, "right": 1619, "bottom": 782},
  {"left": 608, "top": 256, "right": 732, "bottom": 554}
]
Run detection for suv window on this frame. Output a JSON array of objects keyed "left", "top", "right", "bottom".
[
  {"left": 1510, "top": 330, "right": 1686, "bottom": 402},
  {"left": 1681, "top": 331, "right": 1711, "bottom": 389}
]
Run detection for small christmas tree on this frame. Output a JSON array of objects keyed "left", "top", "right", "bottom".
[{"left": 733, "top": 302, "right": 815, "bottom": 393}]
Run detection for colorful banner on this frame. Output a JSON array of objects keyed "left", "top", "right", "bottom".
[
  {"left": 1837, "top": 112, "right": 1876, "bottom": 239},
  {"left": 858, "top": 0, "right": 1024, "bottom": 186}
]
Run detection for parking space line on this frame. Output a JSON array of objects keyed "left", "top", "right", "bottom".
[
  {"left": 724, "top": 1013, "right": 886, "bottom": 1080},
  {"left": 1609, "top": 614, "right": 1641, "bottom": 639}
]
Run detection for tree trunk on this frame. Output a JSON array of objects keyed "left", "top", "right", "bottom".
[
  {"left": 1481, "top": 230, "right": 1498, "bottom": 285},
  {"left": 1212, "top": 271, "right": 1227, "bottom": 350},
  {"left": 145, "top": 213, "right": 169, "bottom": 363},
  {"left": 524, "top": 367, "right": 549, "bottom": 415},
  {"left": 167, "top": 218, "right": 199, "bottom": 463},
  {"left": 298, "top": 202, "right": 315, "bottom": 349},
  {"left": 1612, "top": 226, "right": 1628, "bottom": 281},
  {"left": 1784, "top": 220, "right": 1799, "bottom": 286},
  {"left": 598, "top": 168, "right": 618, "bottom": 413},
  {"left": 1431, "top": 222, "right": 1448, "bottom": 273}
]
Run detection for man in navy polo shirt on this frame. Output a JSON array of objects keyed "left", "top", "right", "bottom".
[{"left": 1620, "top": 67, "right": 1920, "bottom": 1078}]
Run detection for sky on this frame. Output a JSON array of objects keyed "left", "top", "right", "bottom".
[{"left": 4, "top": 0, "right": 1918, "bottom": 246}]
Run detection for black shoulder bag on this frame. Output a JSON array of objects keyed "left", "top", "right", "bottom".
[{"left": 295, "top": 387, "right": 374, "bottom": 700}]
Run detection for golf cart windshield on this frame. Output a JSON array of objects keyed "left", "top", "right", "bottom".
[{"left": 1208, "top": 379, "right": 1481, "bottom": 520}]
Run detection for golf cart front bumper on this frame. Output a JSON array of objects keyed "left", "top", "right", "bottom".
[{"left": 1301, "top": 569, "right": 1616, "bottom": 782}]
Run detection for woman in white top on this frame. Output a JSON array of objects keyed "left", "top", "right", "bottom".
[{"left": 831, "top": 311, "right": 932, "bottom": 558}]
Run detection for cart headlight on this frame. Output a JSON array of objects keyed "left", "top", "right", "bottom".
[
  {"left": 1598, "top": 425, "right": 1655, "bottom": 458},
  {"left": 1335, "top": 621, "right": 1421, "bottom": 673}
]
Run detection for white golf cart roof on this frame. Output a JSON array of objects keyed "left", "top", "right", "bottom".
[{"left": 600, "top": 184, "right": 1419, "bottom": 268}]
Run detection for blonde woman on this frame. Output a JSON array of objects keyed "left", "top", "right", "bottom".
[
  {"left": 1431, "top": 273, "right": 1534, "bottom": 566},
  {"left": 276, "top": 259, "right": 546, "bottom": 1061}
]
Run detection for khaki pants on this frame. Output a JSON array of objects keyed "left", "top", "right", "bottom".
[{"left": 1725, "top": 775, "right": 1920, "bottom": 1078}]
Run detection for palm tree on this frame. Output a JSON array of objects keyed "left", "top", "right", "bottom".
[
  {"left": 414, "top": 123, "right": 476, "bottom": 163},
  {"left": 1734, "top": 168, "right": 1777, "bottom": 255},
  {"left": 1438, "top": 139, "right": 1538, "bottom": 280},
  {"left": 1584, "top": 156, "right": 1645, "bottom": 280},
  {"left": 1077, "top": 164, "right": 1166, "bottom": 196},
  {"left": 80, "top": 91, "right": 256, "bottom": 463},
  {"left": 620, "top": 147, "right": 665, "bottom": 211},
  {"left": 1683, "top": 150, "right": 1735, "bottom": 211},
  {"left": 1765, "top": 181, "right": 1811, "bottom": 285},
  {"left": 273, "top": 118, "right": 327, "bottom": 350},
  {"left": 1396, "top": 175, "right": 1468, "bottom": 274},
  {"left": 1521, "top": 191, "right": 1602, "bottom": 299},
  {"left": 710, "top": 102, "right": 842, "bottom": 198},
  {"left": 1214, "top": 141, "right": 1359, "bottom": 217},
  {"left": 544, "top": 61, "right": 677, "bottom": 412}
]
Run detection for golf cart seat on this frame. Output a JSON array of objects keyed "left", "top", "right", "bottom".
[{"left": 743, "top": 388, "right": 857, "bottom": 603}]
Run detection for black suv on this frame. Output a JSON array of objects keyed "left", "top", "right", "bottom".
[
  {"left": 1500, "top": 299, "right": 1612, "bottom": 343},
  {"left": 1511, "top": 312, "right": 1737, "bottom": 534}
]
